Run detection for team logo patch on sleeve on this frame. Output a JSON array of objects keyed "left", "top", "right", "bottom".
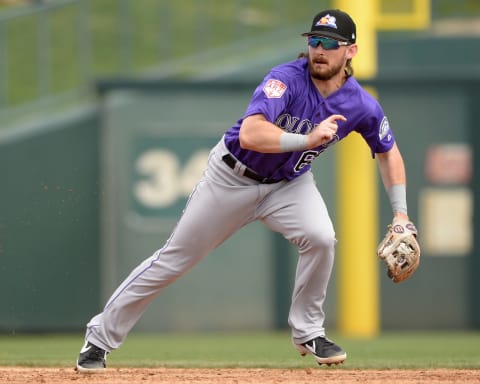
[
  {"left": 379, "top": 116, "right": 391, "bottom": 141},
  {"left": 263, "top": 79, "right": 287, "bottom": 98}
]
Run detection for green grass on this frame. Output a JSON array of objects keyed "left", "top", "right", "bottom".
[{"left": 0, "top": 331, "right": 479, "bottom": 369}]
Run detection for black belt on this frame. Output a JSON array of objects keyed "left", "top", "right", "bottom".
[{"left": 222, "top": 154, "right": 280, "bottom": 184}]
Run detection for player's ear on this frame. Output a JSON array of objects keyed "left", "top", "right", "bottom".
[{"left": 346, "top": 44, "right": 358, "bottom": 60}]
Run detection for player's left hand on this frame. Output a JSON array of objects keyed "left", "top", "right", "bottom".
[{"left": 377, "top": 218, "right": 420, "bottom": 283}]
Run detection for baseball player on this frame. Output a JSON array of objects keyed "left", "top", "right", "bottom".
[{"left": 77, "top": 9, "right": 414, "bottom": 371}]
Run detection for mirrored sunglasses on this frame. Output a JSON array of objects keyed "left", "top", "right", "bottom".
[{"left": 307, "top": 36, "right": 350, "bottom": 50}]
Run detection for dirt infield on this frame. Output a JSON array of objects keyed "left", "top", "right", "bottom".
[{"left": 0, "top": 367, "right": 479, "bottom": 384}]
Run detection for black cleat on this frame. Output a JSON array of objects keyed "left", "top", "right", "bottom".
[
  {"left": 295, "top": 336, "right": 347, "bottom": 365},
  {"left": 76, "top": 341, "right": 108, "bottom": 372}
]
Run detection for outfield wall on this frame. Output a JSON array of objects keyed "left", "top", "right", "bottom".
[
  {"left": 1, "top": 40, "right": 480, "bottom": 334},
  {"left": 95, "top": 78, "right": 478, "bottom": 333},
  {"left": 0, "top": 77, "right": 478, "bottom": 333},
  {"left": 0, "top": 107, "right": 101, "bottom": 331}
]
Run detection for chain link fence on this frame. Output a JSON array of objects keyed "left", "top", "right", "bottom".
[{"left": 0, "top": 0, "right": 479, "bottom": 124}]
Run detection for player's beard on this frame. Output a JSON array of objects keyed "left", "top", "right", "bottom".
[{"left": 308, "top": 56, "right": 345, "bottom": 81}]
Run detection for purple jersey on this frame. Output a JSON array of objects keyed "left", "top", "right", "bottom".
[{"left": 224, "top": 57, "right": 395, "bottom": 181}]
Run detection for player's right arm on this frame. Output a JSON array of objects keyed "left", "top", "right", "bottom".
[
  {"left": 239, "top": 113, "right": 345, "bottom": 153},
  {"left": 239, "top": 114, "right": 286, "bottom": 153}
]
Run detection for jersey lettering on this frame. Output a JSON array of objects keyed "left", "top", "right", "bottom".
[
  {"left": 296, "top": 119, "right": 313, "bottom": 134},
  {"left": 293, "top": 134, "right": 340, "bottom": 172},
  {"left": 275, "top": 113, "right": 313, "bottom": 134},
  {"left": 275, "top": 114, "right": 299, "bottom": 132},
  {"left": 294, "top": 151, "right": 319, "bottom": 172}
]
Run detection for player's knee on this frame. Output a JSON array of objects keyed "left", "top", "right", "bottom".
[
  {"left": 296, "top": 228, "right": 336, "bottom": 253},
  {"left": 312, "top": 231, "right": 336, "bottom": 253}
]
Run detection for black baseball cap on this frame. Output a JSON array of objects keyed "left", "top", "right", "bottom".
[{"left": 301, "top": 9, "right": 356, "bottom": 43}]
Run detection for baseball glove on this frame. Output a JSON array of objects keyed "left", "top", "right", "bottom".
[{"left": 377, "top": 218, "right": 420, "bottom": 283}]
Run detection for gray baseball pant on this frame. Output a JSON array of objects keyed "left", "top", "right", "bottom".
[{"left": 85, "top": 138, "right": 336, "bottom": 351}]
